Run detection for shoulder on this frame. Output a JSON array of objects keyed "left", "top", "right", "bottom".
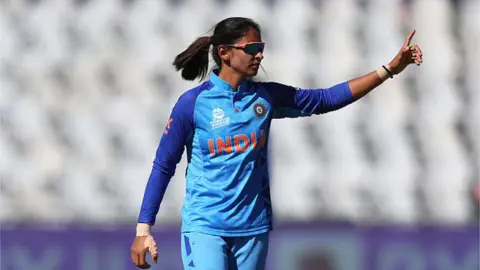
[
  {"left": 251, "top": 81, "right": 297, "bottom": 100},
  {"left": 176, "top": 81, "right": 214, "bottom": 106},
  {"left": 250, "top": 81, "right": 297, "bottom": 93}
]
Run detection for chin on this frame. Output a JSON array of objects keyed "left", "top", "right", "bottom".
[{"left": 247, "top": 69, "right": 259, "bottom": 77}]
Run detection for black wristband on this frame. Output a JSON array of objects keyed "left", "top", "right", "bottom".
[{"left": 382, "top": 65, "right": 394, "bottom": 79}]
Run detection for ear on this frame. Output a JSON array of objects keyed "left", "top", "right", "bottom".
[{"left": 218, "top": 45, "right": 230, "bottom": 61}]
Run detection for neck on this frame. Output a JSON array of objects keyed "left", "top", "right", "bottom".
[{"left": 217, "top": 67, "right": 246, "bottom": 91}]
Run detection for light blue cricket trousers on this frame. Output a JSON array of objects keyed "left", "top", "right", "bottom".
[{"left": 181, "top": 232, "right": 269, "bottom": 270}]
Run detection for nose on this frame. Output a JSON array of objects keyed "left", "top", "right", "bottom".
[{"left": 255, "top": 51, "right": 264, "bottom": 60}]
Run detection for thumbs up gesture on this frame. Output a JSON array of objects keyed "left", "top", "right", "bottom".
[{"left": 388, "top": 29, "right": 424, "bottom": 75}]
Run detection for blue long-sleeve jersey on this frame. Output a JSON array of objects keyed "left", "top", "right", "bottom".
[{"left": 138, "top": 70, "right": 354, "bottom": 236}]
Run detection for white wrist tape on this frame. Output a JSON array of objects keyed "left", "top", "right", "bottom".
[
  {"left": 136, "top": 223, "right": 152, "bottom": 236},
  {"left": 376, "top": 66, "right": 390, "bottom": 81}
]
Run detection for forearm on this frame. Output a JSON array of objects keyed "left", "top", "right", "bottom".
[
  {"left": 138, "top": 162, "right": 172, "bottom": 225},
  {"left": 347, "top": 65, "right": 391, "bottom": 100}
]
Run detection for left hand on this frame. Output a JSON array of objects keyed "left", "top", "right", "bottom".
[
  {"left": 131, "top": 235, "right": 158, "bottom": 269},
  {"left": 387, "top": 29, "right": 423, "bottom": 75}
]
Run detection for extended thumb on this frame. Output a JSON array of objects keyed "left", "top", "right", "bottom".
[{"left": 144, "top": 236, "right": 158, "bottom": 263}]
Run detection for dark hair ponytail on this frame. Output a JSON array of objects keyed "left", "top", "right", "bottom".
[
  {"left": 172, "top": 36, "right": 211, "bottom": 81},
  {"left": 173, "top": 17, "right": 261, "bottom": 82}
]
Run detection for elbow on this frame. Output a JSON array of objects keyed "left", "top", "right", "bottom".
[{"left": 152, "top": 158, "right": 176, "bottom": 178}]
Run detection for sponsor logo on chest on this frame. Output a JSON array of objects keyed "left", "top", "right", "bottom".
[{"left": 210, "top": 107, "right": 230, "bottom": 129}]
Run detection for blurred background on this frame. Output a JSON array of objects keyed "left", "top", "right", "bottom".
[{"left": 1, "top": 0, "right": 479, "bottom": 269}]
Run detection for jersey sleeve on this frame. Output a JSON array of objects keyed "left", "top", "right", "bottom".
[
  {"left": 137, "top": 92, "right": 196, "bottom": 225},
  {"left": 262, "top": 81, "right": 355, "bottom": 119}
]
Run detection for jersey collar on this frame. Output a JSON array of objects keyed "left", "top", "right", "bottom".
[{"left": 209, "top": 69, "right": 249, "bottom": 93}]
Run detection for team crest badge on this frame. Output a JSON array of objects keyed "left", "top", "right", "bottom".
[{"left": 253, "top": 102, "right": 267, "bottom": 118}]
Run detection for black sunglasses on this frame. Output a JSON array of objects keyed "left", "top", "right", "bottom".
[{"left": 225, "top": 42, "right": 265, "bottom": 55}]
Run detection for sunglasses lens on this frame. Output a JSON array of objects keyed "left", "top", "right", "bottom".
[{"left": 244, "top": 43, "right": 264, "bottom": 54}]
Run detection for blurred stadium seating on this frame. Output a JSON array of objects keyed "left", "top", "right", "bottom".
[
  {"left": 0, "top": 0, "right": 478, "bottom": 227},
  {"left": 1, "top": 1, "right": 479, "bottom": 270}
]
